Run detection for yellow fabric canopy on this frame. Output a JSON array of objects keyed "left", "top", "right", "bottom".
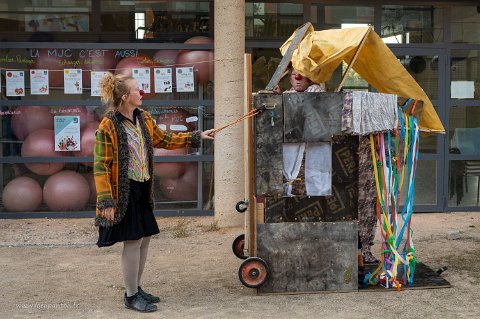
[{"left": 280, "top": 25, "right": 445, "bottom": 133}]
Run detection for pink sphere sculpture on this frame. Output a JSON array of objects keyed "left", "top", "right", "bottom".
[
  {"left": 159, "top": 163, "right": 198, "bottom": 201},
  {"left": 115, "top": 55, "right": 159, "bottom": 99},
  {"left": 32, "top": 49, "right": 69, "bottom": 87},
  {"left": 176, "top": 50, "right": 214, "bottom": 85},
  {"left": 11, "top": 106, "right": 54, "bottom": 140},
  {"left": 74, "top": 121, "right": 99, "bottom": 166},
  {"left": 2, "top": 177, "right": 43, "bottom": 212},
  {"left": 21, "top": 129, "right": 65, "bottom": 175},
  {"left": 43, "top": 170, "right": 90, "bottom": 211}
]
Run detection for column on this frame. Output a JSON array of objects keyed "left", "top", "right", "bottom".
[{"left": 214, "top": 0, "right": 245, "bottom": 227}]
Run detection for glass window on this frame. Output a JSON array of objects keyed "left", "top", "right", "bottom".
[
  {"left": 395, "top": 55, "right": 439, "bottom": 100},
  {"left": 449, "top": 160, "right": 480, "bottom": 207},
  {"left": 450, "top": 50, "right": 480, "bottom": 100},
  {"left": 101, "top": 0, "right": 211, "bottom": 41},
  {"left": 251, "top": 48, "right": 284, "bottom": 92},
  {"left": 0, "top": 104, "right": 213, "bottom": 213},
  {"left": 0, "top": 0, "right": 91, "bottom": 41},
  {"left": 246, "top": 2, "right": 303, "bottom": 39},
  {"left": 451, "top": 6, "right": 480, "bottom": 44},
  {"left": 400, "top": 160, "right": 436, "bottom": 205},
  {"left": 0, "top": 47, "right": 214, "bottom": 101},
  {"left": 0, "top": 1, "right": 213, "bottom": 42},
  {"left": 381, "top": 5, "right": 443, "bottom": 43},
  {"left": 311, "top": 5, "right": 374, "bottom": 30},
  {"left": 449, "top": 106, "right": 480, "bottom": 156}
]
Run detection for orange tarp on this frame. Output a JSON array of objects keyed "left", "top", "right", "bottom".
[{"left": 280, "top": 25, "right": 445, "bottom": 133}]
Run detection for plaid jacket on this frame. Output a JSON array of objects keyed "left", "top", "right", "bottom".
[{"left": 93, "top": 108, "right": 201, "bottom": 227}]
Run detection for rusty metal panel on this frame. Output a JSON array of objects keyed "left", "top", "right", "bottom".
[
  {"left": 254, "top": 93, "right": 284, "bottom": 196},
  {"left": 257, "top": 222, "right": 358, "bottom": 294},
  {"left": 265, "top": 135, "right": 359, "bottom": 222},
  {"left": 283, "top": 92, "right": 343, "bottom": 143}
]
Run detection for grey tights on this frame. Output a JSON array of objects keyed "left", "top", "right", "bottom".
[{"left": 121, "top": 236, "right": 151, "bottom": 297}]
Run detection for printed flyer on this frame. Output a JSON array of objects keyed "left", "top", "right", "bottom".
[
  {"left": 6, "top": 70, "right": 25, "bottom": 96},
  {"left": 176, "top": 67, "right": 195, "bottom": 92},
  {"left": 91, "top": 71, "right": 107, "bottom": 96},
  {"left": 132, "top": 68, "right": 151, "bottom": 93},
  {"left": 64, "top": 69, "right": 83, "bottom": 94},
  {"left": 54, "top": 116, "right": 81, "bottom": 151},
  {"left": 154, "top": 67, "right": 173, "bottom": 93},
  {"left": 30, "top": 69, "right": 49, "bottom": 95}
]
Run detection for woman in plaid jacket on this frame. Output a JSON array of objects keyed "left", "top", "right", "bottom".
[{"left": 94, "top": 72, "right": 214, "bottom": 312}]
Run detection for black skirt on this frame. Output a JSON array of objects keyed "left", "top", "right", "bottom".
[{"left": 97, "top": 179, "right": 159, "bottom": 247}]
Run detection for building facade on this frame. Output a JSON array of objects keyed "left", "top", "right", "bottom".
[{"left": 0, "top": 1, "right": 479, "bottom": 223}]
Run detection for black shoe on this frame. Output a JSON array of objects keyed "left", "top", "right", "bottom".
[
  {"left": 138, "top": 286, "right": 161, "bottom": 303},
  {"left": 124, "top": 292, "right": 157, "bottom": 312}
]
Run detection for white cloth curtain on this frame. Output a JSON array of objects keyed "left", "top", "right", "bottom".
[
  {"left": 282, "top": 143, "right": 305, "bottom": 196},
  {"left": 305, "top": 142, "right": 332, "bottom": 196},
  {"left": 352, "top": 91, "right": 398, "bottom": 135}
]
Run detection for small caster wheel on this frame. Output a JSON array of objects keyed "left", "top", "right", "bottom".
[
  {"left": 232, "top": 234, "right": 247, "bottom": 259},
  {"left": 238, "top": 257, "right": 269, "bottom": 288},
  {"left": 235, "top": 201, "right": 248, "bottom": 213}
]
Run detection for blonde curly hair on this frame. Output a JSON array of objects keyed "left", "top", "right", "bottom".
[{"left": 99, "top": 72, "right": 134, "bottom": 113}]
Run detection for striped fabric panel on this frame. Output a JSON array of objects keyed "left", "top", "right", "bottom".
[{"left": 123, "top": 120, "right": 150, "bottom": 181}]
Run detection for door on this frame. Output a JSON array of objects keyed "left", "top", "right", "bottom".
[{"left": 390, "top": 48, "right": 448, "bottom": 212}]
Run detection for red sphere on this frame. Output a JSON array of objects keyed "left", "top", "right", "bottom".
[
  {"left": 32, "top": 49, "right": 70, "bottom": 88},
  {"left": 2, "top": 177, "right": 43, "bottom": 212},
  {"left": 115, "top": 55, "right": 159, "bottom": 99},
  {"left": 153, "top": 50, "right": 178, "bottom": 66},
  {"left": 82, "top": 173, "right": 97, "bottom": 203},
  {"left": 80, "top": 49, "right": 118, "bottom": 87},
  {"left": 153, "top": 148, "right": 187, "bottom": 178},
  {"left": 153, "top": 108, "right": 197, "bottom": 132},
  {"left": 21, "top": 129, "right": 65, "bottom": 175},
  {"left": 11, "top": 106, "right": 54, "bottom": 140},
  {"left": 43, "top": 170, "right": 90, "bottom": 211},
  {"left": 152, "top": 108, "right": 195, "bottom": 178},
  {"left": 159, "top": 163, "right": 198, "bottom": 201},
  {"left": 179, "top": 36, "right": 213, "bottom": 55},
  {"left": 153, "top": 50, "right": 178, "bottom": 88},
  {"left": 74, "top": 121, "right": 99, "bottom": 166},
  {"left": 176, "top": 50, "right": 214, "bottom": 84}
]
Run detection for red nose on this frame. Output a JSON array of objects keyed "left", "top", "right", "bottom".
[
  {"left": 139, "top": 90, "right": 145, "bottom": 96},
  {"left": 294, "top": 73, "right": 302, "bottom": 80}
]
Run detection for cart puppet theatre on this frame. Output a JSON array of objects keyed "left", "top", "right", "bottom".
[
  {"left": 279, "top": 24, "right": 444, "bottom": 290},
  {"left": 226, "top": 24, "right": 445, "bottom": 292}
]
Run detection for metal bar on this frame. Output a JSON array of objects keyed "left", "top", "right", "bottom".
[
  {"left": 0, "top": 209, "right": 214, "bottom": 219},
  {"left": 4, "top": 42, "right": 213, "bottom": 50},
  {"left": 245, "top": 53, "right": 256, "bottom": 257},
  {"left": 0, "top": 100, "right": 214, "bottom": 107},
  {"left": 335, "top": 26, "right": 372, "bottom": 92},
  {"left": 0, "top": 155, "right": 214, "bottom": 164},
  {"left": 265, "top": 22, "right": 313, "bottom": 91}
]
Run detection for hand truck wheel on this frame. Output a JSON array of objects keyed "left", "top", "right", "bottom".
[
  {"left": 238, "top": 257, "right": 269, "bottom": 288},
  {"left": 235, "top": 201, "right": 248, "bottom": 213},
  {"left": 232, "top": 234, "right": 247, "bottom": 259}
]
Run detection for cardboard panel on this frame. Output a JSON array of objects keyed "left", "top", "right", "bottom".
[
  {"left": 265, "top": 135, "right": 359, "bottom": 222},
  {"left": 257, "top": 222, "right": 358, "bottom": 294},
  {"left": 254, "top": 93, "right": 284, "bottom": 196},
  {"left": 283, "top": 92, "right": 343, "bottom": 143}
]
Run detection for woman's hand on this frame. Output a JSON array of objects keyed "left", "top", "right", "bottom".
[
  {"left": 102, "top": 207, "right": 115, "bottom": 221},
  {"left": 201, "top": 129, "right": 215, "bottom": 140}
]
